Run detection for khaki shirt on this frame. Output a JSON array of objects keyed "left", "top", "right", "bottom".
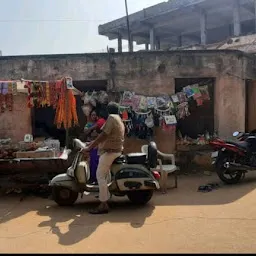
[{"left": 98, "top": 114, "right": 125, "bottom": 155}]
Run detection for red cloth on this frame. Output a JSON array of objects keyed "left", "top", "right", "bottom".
[{"left": 97, "top": 118, "right": 106, "bottom": 129}]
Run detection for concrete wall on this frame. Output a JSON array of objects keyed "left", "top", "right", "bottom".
[{"left": 0, "top": 50, "right": 254, "bottom": 151}]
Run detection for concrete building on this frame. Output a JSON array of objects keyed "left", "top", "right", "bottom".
[
  {"left": 0, "top": 50, "right": 256, "bottom": 153},
  {"left": 98, "top": 0, "right": 256, "bottom": 52}
]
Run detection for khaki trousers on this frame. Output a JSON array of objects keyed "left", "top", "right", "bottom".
[{"left": 96, "top": 152, "right": 121, "bottom": 202}]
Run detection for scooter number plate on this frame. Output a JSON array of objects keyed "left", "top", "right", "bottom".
[{"left": 211, "top": 151, "right": 218, "bottom": 158}]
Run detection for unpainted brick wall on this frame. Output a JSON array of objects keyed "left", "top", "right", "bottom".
[{"left": 0, "top": 93, "right": 32, "bottom": 142}]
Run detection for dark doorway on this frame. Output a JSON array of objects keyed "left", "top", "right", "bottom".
[
  {"left": 175, "top": 78, "right": 215, "bottom": 139},
  {"left": 245, "top": 79, "right": 256, "bottom": 133}
]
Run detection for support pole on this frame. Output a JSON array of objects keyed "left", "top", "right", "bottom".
[
  {"left": 130, "top": 34, "right": 134, "bottom": 52},
  {"left": 125, "top": 0, "right": 132, "bottom": 52},
  {"left": 118, "top": 34, "right": 122, "bottom": 53},
  {"left": 64, "top": 79, "right": 69, "bottom": 148},
  {"left": 254, "top": 0, "right": 256, "bottom": 33},
  {"left": 150, "top": 28, "right": 155, "bottom": 51},
  {"left": 200, "top": 9, "right": 207, "bottom": 45},
  {"left": 156, "top": 37, "right": 161, "bottom": 50},
  {"left": 178, "top": 35, "right": 182, "bottom": 47},
  {"left": 233, "top": 0, "right": 241, "bottom": 37}
]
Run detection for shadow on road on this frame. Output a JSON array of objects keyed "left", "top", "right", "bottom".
[
  {"left": 37, "top": 199, "right": 155, "bottom": 246},
  {"left": 150, "top": 173, "right": 256, "bottom": 206},
  {"left": 1, "top": 172, "right": 256, "bottom": 246}
]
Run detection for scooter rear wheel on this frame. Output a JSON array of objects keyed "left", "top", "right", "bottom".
[
  {"left": 52, "top": 186, "right": 78, "bottom": 206},
  {"left": 127, "top": 190, "right": 153, "bottom": 205}
]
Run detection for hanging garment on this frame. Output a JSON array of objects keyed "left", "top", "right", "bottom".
[
  {"left": 177, "top": 92, "right": 187, "bottom": 104},
  {"left": 176, "top": 102, "right": 190, "bottom": 120},
  {"left": 171, "top": 94, "right": 179, "bottom": 104},
  {"left": 196, "top": 98, "right": 204, "bottom": 106},
  {"left": 2, "top": 83, "right": 8, "bottom": 95},
  {"left": 122, "top": 110, "right": 129, "bottom": 121},
  {"left": 200, "top": 85, "right": 210, "bottom": 101},
  {"left": 145, "top": 113, "right": 154, "bottom": 128},
  {"left": 156, "top": 95, "right": 170, "bottom": 109},
  {"left": 131, "top": 95, "right": 141, "bottom": 111},
  {"left": 138, "top": 96, "right": 148, "bottom": 110},
  {"left": 192, "top": 85, "right": 202, "bottom": 99},
  {"left": 147, "top": 97, "right": 157, "bottom": 109},
  {"left": 121, "top": 91, "right": 134, "bottom": 106},
  {"left": 183, "top": 85, "right": 194, "bottom": 98}
]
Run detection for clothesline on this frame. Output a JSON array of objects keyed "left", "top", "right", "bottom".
[{"left": 20, "top": 78, "right": 64, "bottom": 83}]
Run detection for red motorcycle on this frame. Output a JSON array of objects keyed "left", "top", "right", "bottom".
[{"left": 210, "top": 131, "right": 256, "bottom": 184}]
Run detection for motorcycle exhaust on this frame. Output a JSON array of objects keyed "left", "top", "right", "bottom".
[{"left": 224, "top": 162, "right": 253, "bottom": 171}]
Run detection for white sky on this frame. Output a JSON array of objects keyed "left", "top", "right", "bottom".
[{"left": 0, "top": 0, "right": 164, "bottom": 55}]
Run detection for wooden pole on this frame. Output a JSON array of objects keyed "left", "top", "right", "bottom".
[{"left": 65, "top": 79, "right": 69, "bottom": 148}]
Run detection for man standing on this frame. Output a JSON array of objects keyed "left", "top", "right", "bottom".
[{"left": 83, "top": 102, "right": 125, "bottom": 214}]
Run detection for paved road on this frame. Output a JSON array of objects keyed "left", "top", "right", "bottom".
[{"left": 1, "top": 173, "right": 256, "bottom": 253}]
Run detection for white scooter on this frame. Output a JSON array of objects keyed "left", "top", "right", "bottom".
[{"left": 49, "top": 139, "right": 160, "bottom": 206}]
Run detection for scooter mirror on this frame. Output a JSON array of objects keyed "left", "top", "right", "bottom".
[{"left": 233, "top": 131, "right": 240, "bottom": 137}]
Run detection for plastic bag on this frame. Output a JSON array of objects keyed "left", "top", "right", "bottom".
[
  {"left": 98, "top": 91, "right": 109, "bottom": 104},
  {"left": 81, "top": 92, "right": 90, "bottom": 105}
]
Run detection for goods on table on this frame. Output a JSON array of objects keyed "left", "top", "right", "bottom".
[
  {"left": 0, "top": 147, "right": 19, "bottom": 159},
  {"left": 15, "top": 150, "right": 57, "bottom": 159},
  {"left": 0, "top": 138, "right": 62, "bottom": 160}
]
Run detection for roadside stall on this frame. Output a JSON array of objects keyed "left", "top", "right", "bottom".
[
  {"left": 0, "top": 77, "right": 81, "bottom": 192},
  {"left": 115, "top": 81, "right": 215, "bottom": 168}
]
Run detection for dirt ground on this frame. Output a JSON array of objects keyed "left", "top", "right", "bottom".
[{"left": 1, "top": 173, "right": 256, "bottom": 253}]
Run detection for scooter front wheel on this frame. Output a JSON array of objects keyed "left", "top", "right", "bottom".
[
  {"left": 52, "top": 186, "right": 78, "bottom": 206},
  {"left": 127, "top": 190, "right": 154, "bottom": 205}
]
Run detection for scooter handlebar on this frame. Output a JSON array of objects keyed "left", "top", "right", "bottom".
[{"left": 73, "top": 139, "right": 87, "bottom": 150}]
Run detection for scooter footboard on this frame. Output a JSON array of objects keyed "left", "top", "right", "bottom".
[
  {"left": 49, "top": 174, "right": 80, "bottom": 192},
  {"left": 115, "top": 168, "right": 160, "bottom": 191}
]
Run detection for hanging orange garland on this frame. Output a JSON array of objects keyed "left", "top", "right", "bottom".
[{"left": 54, "top": 78, "right": 79, "bottom": 129}]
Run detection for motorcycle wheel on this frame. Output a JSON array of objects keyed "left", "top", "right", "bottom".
[
  {"left": 127, "top": 190, "right": 153, "bottom": 205},
  {"left": 52, "top": 186, "right": 78, "bottom": 206},
  {"left": 216, "top": 152, "right": 243, "bottom": 184}
]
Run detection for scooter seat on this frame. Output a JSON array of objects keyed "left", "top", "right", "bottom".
[
  {"left": 126, "top": 153, "right": 147, "bottom": 165},
  {"left": 226, "top": 141, "right": 248, "bottom": 150},
  {"left": 113, "top": 155, "right": 126, "bottom": 164}
]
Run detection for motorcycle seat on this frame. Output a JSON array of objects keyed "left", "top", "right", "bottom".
[
  {"left": 113, "top": 155, "right": 126, "bottom": 164},
  {"left": 226, "top": 141, "right": 248, "bottom": 150}
]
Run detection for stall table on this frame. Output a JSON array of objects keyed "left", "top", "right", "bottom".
[
  {"left": 0, "top": 151, "right": 74, "bottom": 190},
  {"left": 176, "top": 144, "right": 213, "bottom": 171}
]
